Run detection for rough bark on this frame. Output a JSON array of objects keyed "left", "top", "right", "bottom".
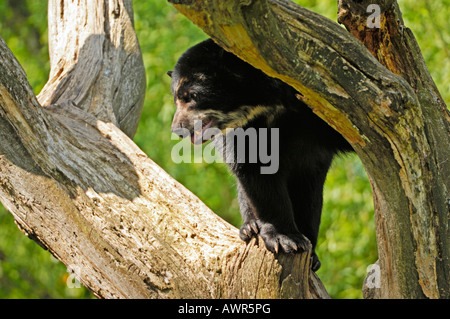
[
  {"left": 337, "top": 0, "right": 449, "bottom": 299},
  {"left": 0, "top": 0, "right": 328, "bottom": 299},
  {"left": 38, "top": 0, "right": 146, "bottom": 138},
  {"left": 168, "top": 0, "right": 449, "bottom": 299}
]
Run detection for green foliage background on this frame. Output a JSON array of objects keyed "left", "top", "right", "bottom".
[{"left": 0, "top": 0, "right": 448, "bottom": 299}]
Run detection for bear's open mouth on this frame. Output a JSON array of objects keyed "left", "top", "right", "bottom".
[{"left": 190, "top": 119, "right": 214, "bottom": 145}]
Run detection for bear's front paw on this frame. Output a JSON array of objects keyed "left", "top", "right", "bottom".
[
  {"left": 239, "top": 219, "right": 259, "bottom": 242},
  {"left": 257, "top": 221, "right": 312, "bottom": 254}
]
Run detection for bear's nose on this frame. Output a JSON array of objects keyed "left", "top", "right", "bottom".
[{"left": 171, "top": 122, "right": 187, "bottom": 139}]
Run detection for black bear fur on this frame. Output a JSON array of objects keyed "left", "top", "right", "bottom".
[{"left": 168, "top": 39, "right": 354, "bottom": 271}]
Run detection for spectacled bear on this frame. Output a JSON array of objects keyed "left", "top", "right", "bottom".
[{"left": 168, "top": 39, "right": 354, "bottom": 271}]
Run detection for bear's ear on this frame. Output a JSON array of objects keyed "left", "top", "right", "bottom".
[{"left": 167, "top": 71, "right": 173, "bottom": 78}]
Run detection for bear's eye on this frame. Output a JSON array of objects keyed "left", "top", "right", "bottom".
[{"left": 181, "top": 91, "right": 197, "bottom": 103}]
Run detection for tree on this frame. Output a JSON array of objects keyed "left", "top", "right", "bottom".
[{"left": 0, "top": 0, "right": 447, "bottom": 299}]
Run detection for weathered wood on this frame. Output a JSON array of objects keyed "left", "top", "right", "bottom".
[
  {"left": 38, "top": 0, "right": 146, "bottom": 138},
  {"left": 168, "top": 0, "right": 449, "bottom": 298},
  {"left": 0, "top": 0, "right": 329, "bottom": 299},
  {"left": 337, "top": 0, "right": 449, "bottom": 299}
]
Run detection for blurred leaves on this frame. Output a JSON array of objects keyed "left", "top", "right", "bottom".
[
  {"left": 0, "top": 0, "right": 447, "bottom": 299},
  {"left": 0, "top": 0, "right": 49, "bottom": 93}
]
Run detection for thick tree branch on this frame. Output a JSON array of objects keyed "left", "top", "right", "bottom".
[
  {"left": 38, "top": 0, "right": 146, "bottom": 138},
  {"left": 337, "top": 0, "right": 449, "bottom": 299}
]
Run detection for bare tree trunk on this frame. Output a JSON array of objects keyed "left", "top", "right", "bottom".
[
  {"left": 337, "top": 0, "right": 449, "bottom": 298},
  {"left": 169, "top": 0, "right": 449, "bottom": 299},
  {"left": 0, "top": 0, "right": 328, "bottom": 299}
]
